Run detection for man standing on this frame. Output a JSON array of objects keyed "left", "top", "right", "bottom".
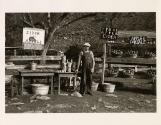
[{"left": 75, "top": 43, "right": 95, "bottom": 96}]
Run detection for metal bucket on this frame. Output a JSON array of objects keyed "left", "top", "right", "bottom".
[
  {"left": 91, "top": 82, "right": 99, "bottom": 91},
  {"left": 103, "top": 83, "right": 115, "bottom": 93},
  {"left": 31, "top": 84, "right": 49, "bottom": 95}
]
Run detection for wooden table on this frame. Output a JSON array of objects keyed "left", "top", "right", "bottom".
[
  {"left": 55, "top": 72, "right": 77, "bottom": 95},
  {"left": 18, "top": 69, "right": 55, "bottom": 95}
]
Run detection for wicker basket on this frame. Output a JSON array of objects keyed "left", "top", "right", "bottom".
[
  {"left": 129, "top": 54, "right": 138, "bottom": 58},
  {"left": 126, "top": 50, "right": 138, "bottom": 58},
  {"left": 147, "top": 69, "right": 156, "bottom": 78},
  {"left": 111, "top": 50, "right": 123, "bottom": 58},
  {"left": 144, "top": 51, "right": 156, "bottom": 59},
  {"left": 121, "top": 69, "right": 135, "bottom": 78},
  {"left": 112, "top": 53, "right": 123, "bottom": 58},
  {"left": 105, "top": 68, "right": 119, "bottom": 77}
]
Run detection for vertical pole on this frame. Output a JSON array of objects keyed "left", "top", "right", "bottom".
[
  {"left": 108, "top": 44, "right": 112, "bottom": 68},
  {"left": 14, "top": 49, "right": 17, "bottom": 57},
  {"left": 11, "top": 76, "right": 14, "bottom": 97},
  {"left": 102, "top": 43, "right": 106, "bottom": 84},
  {"left": 108, "top": 44, "right": 112, "bottom": 57},
  {"left": 74, "top": 75, "right": 76, "bottom": 91},
  {"left": 51, "top": 76, "right": 53, "bottom": 95},
  {"left": 21, "top": 76, "right": 24, "bottom": 95},
  {"left": 58, "top": 75, "right": 60, "bottom": 95}
]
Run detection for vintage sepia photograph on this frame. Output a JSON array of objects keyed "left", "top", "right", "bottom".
[{"left": 5, "top": 12, "right": 156, "bottom": 113}]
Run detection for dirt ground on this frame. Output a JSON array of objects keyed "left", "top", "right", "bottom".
[
  {"left": 5, "top": 69, "right": 156, "bottom": 113},
  {"left": 5, "top": 84, "right": 156, "bottom": 113}
]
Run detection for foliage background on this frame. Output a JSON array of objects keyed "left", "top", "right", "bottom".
[{"left": 5, "top": 13, "right": 156, "bottom": 55}]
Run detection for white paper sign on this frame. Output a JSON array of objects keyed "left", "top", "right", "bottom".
[{"left": 23, "top": 27, "right": 45, "bottom": 50}]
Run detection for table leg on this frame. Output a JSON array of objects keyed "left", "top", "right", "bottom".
[
  {"left": 69, "top": 77, "right": 72, "bottom": 86},
  {"left": 58, "top": 76, "right": 60, "bottom": 95},
  {"left": 51, "top": 76, "right": 53, "bottom": 95},
  {"left": 47, "top": 77, "right": 50, "bottom": 84},
  {"left": 21, "top": 76, "right": 24, "bottom": 95},
  {"left": 11, "top": 76, "right": 14, "bottom": 97},
  {"left": 74, "top": 76, "right": 76, "bottom": 91}
]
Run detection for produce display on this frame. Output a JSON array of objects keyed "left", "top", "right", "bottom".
[
  {"left": 121, "top": 68, "right": 135, "bottom": 78},
  {"left": 105, "top": 67, "right": 119, "bottom": 77},
  {"left": 111, "top": 49, "right": 123, "bottom": 57},
  {"left": 100, "top": 28, "right": 156, "bottom": 82},
  {"left": 144, "top": 51, "right": 156, "bottom": 58},
  {"left": 126, "top": 50, "right": 138, "bottom": 58},
  {"left": 146, "top": 38, "right": 156, "bottom": 45},
  {"left": 147, "top": 69, "right": 156, "bottom": 78}
]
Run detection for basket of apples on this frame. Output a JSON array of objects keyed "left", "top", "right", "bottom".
[
  {"left": 126, "top": 50, "right": 138, "bottom": 58},
  {"left": 147, "top": 69, "right": 156, "bottom": 78},
  {"left": 144, "top": 51, "right": 156, "bottom": 59},
  {"left": 105, "top": 67, "right": 119, "bottom": 77},
  {"left": 122, "top": 68, "right": 135, "bottom": 78},
  {"left": 111, "top": 49, "right": 123, "bottom": 57}
]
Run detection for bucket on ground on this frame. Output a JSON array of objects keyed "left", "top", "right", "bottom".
[
  {"left": 91, "top": 82, "right": 99, "bottom": 91},
  {"left": 103, "top": 83, "right": 115, "bottom": 93},
  {"left": 31, "top": 84, "right": 49, "bottom": 95}
]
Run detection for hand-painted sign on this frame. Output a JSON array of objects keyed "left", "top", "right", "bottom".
[
  {"left": 23, "top": 27, "right": 45, "bottom": 50},
  {"left": 101, "top": 27, "right": 118, "bottom": 42},
  {"left": 129, "top": 36, "right": 147, "bottom": 45}
]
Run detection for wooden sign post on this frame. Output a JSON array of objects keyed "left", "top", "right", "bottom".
[
  {"left": 102, "top": 43, "right": 107, "bottom": 84},
  {"left": 101, "top": 27, "right": 118, "bottom": 84}
]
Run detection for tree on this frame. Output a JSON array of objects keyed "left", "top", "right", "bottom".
[
  {"left": 21, "top": 13, "right": 96, "bottom": 64},
  {"left": 6, "top": 12, "right": 156, "bottom": 61}
]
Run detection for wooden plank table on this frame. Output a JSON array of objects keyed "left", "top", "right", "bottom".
[
  {"left": 18, "top": 69, "right": 55, "bottom": 95},
  {"left": 55, "top": 72, "right": 77, "bottom": 95}
]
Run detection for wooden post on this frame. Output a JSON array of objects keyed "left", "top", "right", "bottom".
[
  {"left": 102, "top": 43, "right": 106, "bottom": 84},
  {"left": 14, "top": 49, "right": 17, "bottom": 56},
  {"left": 107, "top": 44, "right": 112, "bottom": 68}
]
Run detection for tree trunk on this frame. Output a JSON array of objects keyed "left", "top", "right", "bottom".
[
  {"left": 40, "top": 14, "right": 96, "bottom": 64},
  {"left": 41, "top": 26, "right": 59, "bottom": 64}
]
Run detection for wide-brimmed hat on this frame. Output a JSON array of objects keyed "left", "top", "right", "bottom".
[{"left": 83, "top": 42, "right": 91, "bottom": 47}]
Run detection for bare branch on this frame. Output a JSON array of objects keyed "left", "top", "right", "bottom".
[
  {"left": 61, "top": 13, "right": 96, "bottom": 28},
  {"left": 27, "top": 13, "right": 35, "bottom": 27},
  {"left": 59, "top": 13, "right": 69, "bottom": 22},
  {"left": 21, "top": 14, "right": 34, "bottom": 27},
  {"left": 53, "top": 13, "right": 69, "bottom": 28},
  {"left": 47, "top": 13, "right": 51, "bottom": 28},
  {"left": 21, "top": 15, "right": 33, "bottom": 27},
  {"left": 84, "top": 26, "right": 97, "bottom": 34},
  {"left": 23, "top": 20, "right": 33, "bottom": 27}
]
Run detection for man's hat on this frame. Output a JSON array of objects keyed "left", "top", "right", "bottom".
[{"left": 83, "top": 42, "right": 91, "bottom": 47}]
